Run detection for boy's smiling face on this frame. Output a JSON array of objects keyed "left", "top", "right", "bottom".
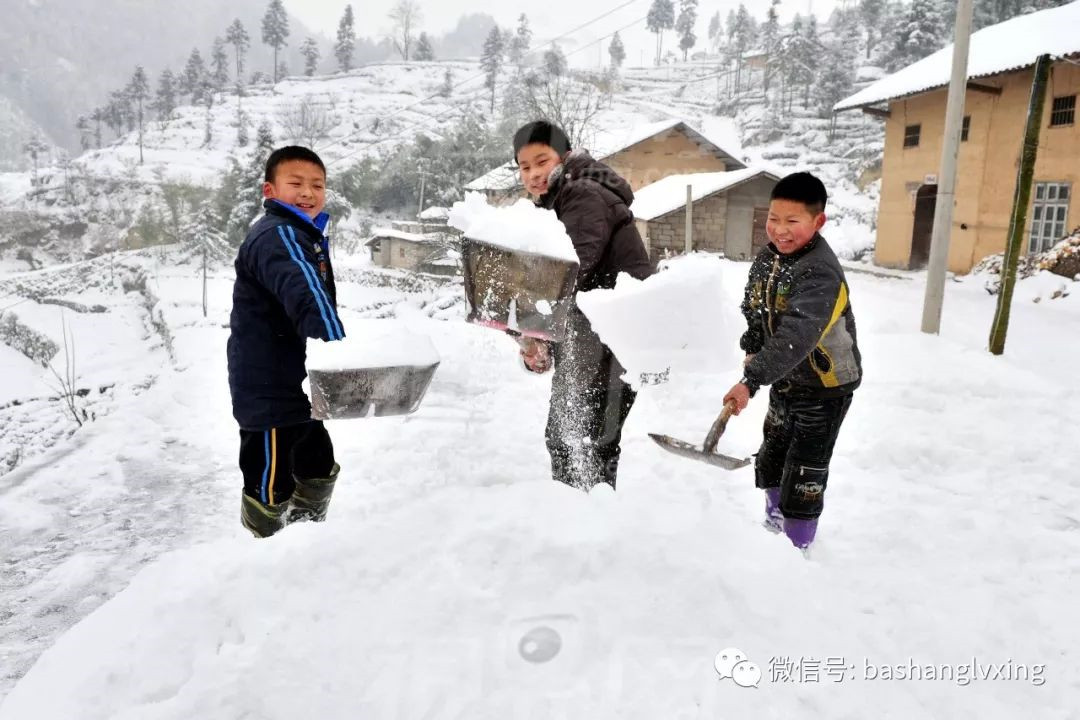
[
  {"left": 263, "top": 159, "right": 326, "bottom": 219},
  {"left": 766, "top": 198, "right": 826, "bottom": 255},
  {"left": 516, "top": 143, "right": 565, "bottom": 197}
]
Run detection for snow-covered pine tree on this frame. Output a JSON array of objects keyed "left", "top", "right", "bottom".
[
  {"left": 543, "top": 43, "right": 568, "bottom": 77},
  {"left": 708, "top": 11, "right": 722, "bottom": 53},
  {"left": 211, "top": 38, "right": 230, "bottom": 96},
  {"left": 23, "top": 136, "right": 49, "bottom": 184},
  {"left": 414, "top": 33, "right": 435, "bottom": 61},
  {"left": 90, "top": 107, "right": 104, "bottom": 148},
  {"left": 647, "top": 0, "right": 676, "bottom": 65},
  {"left": 728, "top": 3, "right": 756, "bottom": 90},
  {"left": 180, "top": 48, "right": 207, "bottom": 104},
  {"left": 761, "top": 0, "right": 781, "bottom": 92},
  {"left": 127, "top": 66, "right": 150, "bottom": 164},
  {"left": 817, "top": 37, "right": 856, "bottom": 122},
  {"left": 508, "top": 14, "right": 532, "bottom": 66},
  {"left": 676, "top": 0, "right": 698, "bottom": 61},
  {"left": 888, "top": 0, "right": 944, "bottom": 71},
  {"left": 105, "top": 90, "right": 131, "bottom": 137},
  {"left": 859, "top": 0, "right": 887, "bottom": 59},
  {"left": 784, "top": 14, "right": 817, "bottom": 110},
  {"left": 262, "top": 0, "right": 290, "bottom": 83},
  {"left": 223, "top": 122, "right": 274, "bottom": 246},
  {"left": 609, "top": 31, "right": 626, "bottom": 69},
  {"left": 301, "top": 38, "right": 321, "bottom": 76},
  {"left": 335, "top": 5, "right": 355, "bottom": 71},
  {"left": 481, "top": 27, "right": 504, "bottom": 115},
  {"left": 440, "top": 68, "right": 453, "bottom": 98},
  {"left": 76, "top": 115, "right": 92, "bottom": 150},
  {"left": 802, "top": 13, "right": 819, "bottom": 106},
  {"left": 225, "top": 19, "right": 250, "bottom": 86}
]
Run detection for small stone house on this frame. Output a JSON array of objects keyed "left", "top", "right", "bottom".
[
  {"left": 630, "top": 168, "right": 780, "bottom": 262},
  {"left": 365, "top": 228, "right": 443, "bottom": 272}
]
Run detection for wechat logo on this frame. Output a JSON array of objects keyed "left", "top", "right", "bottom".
[{"left": 715, "top": 647, "right": 762, "bottom": 689}]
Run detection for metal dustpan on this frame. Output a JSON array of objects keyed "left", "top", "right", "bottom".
[{"left": 649, "top": 401, "right": 751, "bottom": 471}]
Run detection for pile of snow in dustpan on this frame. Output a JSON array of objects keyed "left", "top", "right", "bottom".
[
  {"left": 306, "top": 320, "right": 441, "bottom": 420},
  {"left": 450, "top": 193, "right": 580, "bottom": 342}
]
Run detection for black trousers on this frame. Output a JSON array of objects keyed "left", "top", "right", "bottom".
[
  {"left": 754, "top": 387, "right": 853, "bottom": 520},
  {"left": 546, "top": 311, "right": 636, "bottom": 490},
  {"left": 239, "top": 420, "right": 336, "bottom": 505}
]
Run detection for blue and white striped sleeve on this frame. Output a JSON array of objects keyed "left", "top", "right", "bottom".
[{"left": 249, "top": 224, "right": 345, "bottom": 341}]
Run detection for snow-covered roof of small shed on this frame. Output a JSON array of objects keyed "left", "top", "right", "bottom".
[
  {"left": 630, "top": 168, "right": 779, "bottom": 221},
  {"left": 835, "top": 1, "right": 1080, "bottom": 111},
  {"left": 363, "top": 227, "right": 440, "bottom": 246}
]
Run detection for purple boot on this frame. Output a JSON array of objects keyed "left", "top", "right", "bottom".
[
  {"left": 783, "top": 517, "right": 818, "bottom": 549},
  {"left": 763, "top": 488, "right": 784, "bottom": 533}
]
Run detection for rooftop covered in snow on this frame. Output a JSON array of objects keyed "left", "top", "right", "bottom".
[
  {"left": 835, "top": 2, "right": 1080, "bottom": 112},
  {"left": 630, "top": 168, "right": 779, "bottom": 221},
  {"left": 363, "top": 227, "right": 440, "bottom": 246},
  {"left": 418, "top": 206, "right": 451, "bottom": 221},
  {"left": 465, "top": 118, "right": 746, "bottom": 192}
]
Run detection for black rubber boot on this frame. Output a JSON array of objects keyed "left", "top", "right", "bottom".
[
  {"left": 241, "top": 493, "right": 289, "bottom": 538},
  {"left": 287, "top": 463, "right": 341, "bottom": 524}
]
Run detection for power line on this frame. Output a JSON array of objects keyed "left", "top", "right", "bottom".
[
  {"left": 327, "top": 12, "right": 650, "bottom": 168},
  {"left": 320, "top": 0, "right": 646, "bottom": 156}
]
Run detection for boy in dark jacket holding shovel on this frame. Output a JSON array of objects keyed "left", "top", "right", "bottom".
[
  {"left": 513, "top": 121, "right": 653, "bottom": 491},
  {"left": 227, "top": 146, "right": 345, "bottom": 538},
  {"left": 723, "top": 172, "right": 861, "bottom": 550}
]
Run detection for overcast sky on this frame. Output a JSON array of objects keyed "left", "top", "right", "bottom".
[{"left": 284, "top": 0, "right": 844, "bottom": 68}]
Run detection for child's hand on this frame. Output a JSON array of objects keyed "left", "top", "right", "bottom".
[
  {"left": 519, "top": 338, "right": 552, "bottom": 374},
  {"left": 723, "top": 383, "right": 751, "bottom": 415},
  {"left": 743, "top": 353, "right": 755, "bottom": 368}
]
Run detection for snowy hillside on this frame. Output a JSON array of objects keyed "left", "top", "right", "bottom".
[
  {"left": 1, "top": 247, "right": 1078, "bottom": 717},
  {"left": 0, "top": 55, "right": 883, "bottom": 267}
]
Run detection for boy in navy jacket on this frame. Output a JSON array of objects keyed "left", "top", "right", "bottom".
[{"left": 227, "top": 146, "right": 345, "bottom": 538}]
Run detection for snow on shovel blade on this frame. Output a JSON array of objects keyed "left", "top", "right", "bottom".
[
  {"left": 461, "top": 237, "right": 578, "bottom": 342},
  {"left": 648, "top": 433, "right": 751, "bottom": 471}
]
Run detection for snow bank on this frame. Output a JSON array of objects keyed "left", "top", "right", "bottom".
[
  {"left": 306, "top": 321, "right": 440, "bottom": 371},
  {"left": 576, "top": 254, "right": 744, "bottom": 387},
  {"left": 2, "top": 259, "right": 1079, "bottom": 719},
  {"left": 448, "top": 193, "right": 579, "bottom": 263}
]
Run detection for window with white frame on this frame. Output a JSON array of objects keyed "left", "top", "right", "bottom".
[{"left": 1029, "top": 182, "right": 1070, "bottom": 254}]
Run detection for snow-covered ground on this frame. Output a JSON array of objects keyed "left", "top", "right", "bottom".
[{"left": 1, "top": 238, "right": 1078, "bottom": 718}]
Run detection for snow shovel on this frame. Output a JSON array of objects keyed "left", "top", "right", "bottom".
[{"left": 649, "top": 401, "right": 751, "bottom": 471}]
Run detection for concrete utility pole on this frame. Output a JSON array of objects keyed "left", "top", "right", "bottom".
[
  {"left": 684, "top": 184, "right": 693, "bottom": 254},
  {"left": 921, "top": 0, "right": 974, "bottom": 334}
]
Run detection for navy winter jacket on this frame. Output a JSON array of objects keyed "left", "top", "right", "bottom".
[{"left": 227, "top": 200, "right": 345, "bottom": 430}]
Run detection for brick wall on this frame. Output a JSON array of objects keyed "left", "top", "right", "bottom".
[{"left": 645, "top": 193, "right": 730, "bottom": 257}]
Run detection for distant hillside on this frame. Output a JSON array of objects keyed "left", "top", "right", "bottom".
[{"left": 0, "top": 0, "right": 358, "bottom": 154}]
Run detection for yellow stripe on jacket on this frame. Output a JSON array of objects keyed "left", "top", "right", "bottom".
[{"left": 813, "top": 282, "right": 849, "bottom": 388}]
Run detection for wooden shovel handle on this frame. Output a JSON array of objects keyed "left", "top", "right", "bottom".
[{"left": 703, "top": 400, "right": 738, "bottom": 454}]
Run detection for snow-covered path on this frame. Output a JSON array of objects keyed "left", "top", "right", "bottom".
[{"left": 1, "top": 256, "right": 1078, "bottom": 718}]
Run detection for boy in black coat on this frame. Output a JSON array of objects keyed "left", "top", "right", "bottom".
[
  {"left": 723, "top": 172, "right": 862, "bottom": 550},
  {"left": 227, "top": 146, "right": 346, "bottom": 538},
  {"left": 513, "top": 121, "right": 653, "bottom": 491}
]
